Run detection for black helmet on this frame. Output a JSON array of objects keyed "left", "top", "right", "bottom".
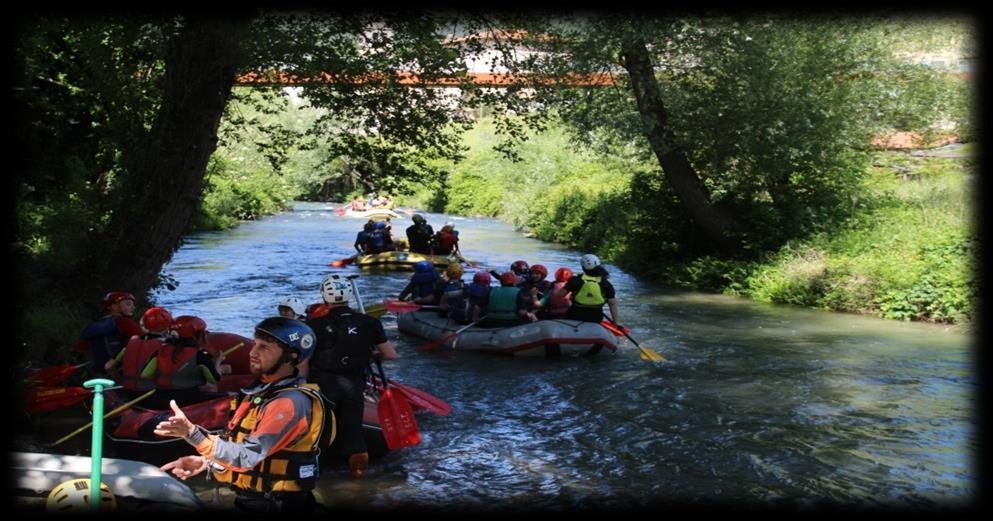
[
  {"left": 412, "top": 214, "right": 426, "bottom": 224},
  {"left": 254, "top": 317, "right": 316, "bottom": 362}
]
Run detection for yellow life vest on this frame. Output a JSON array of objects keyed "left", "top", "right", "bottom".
[
  {"left": 212, "top": 383, "right": 328, "bottom": 493},
  {"left": 573, "top": 274, "right": 605, "bottom": 307}
]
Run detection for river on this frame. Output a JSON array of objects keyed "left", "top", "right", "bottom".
[{"left": 149, "top": 202, "right": 976, "bottom": 511}]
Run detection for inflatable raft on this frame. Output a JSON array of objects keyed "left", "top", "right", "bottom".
[
  {"left": 356, "top": 250, "right": 457, "bottom": 271},
  {"left": 397, "top": 311, "right": 619, "bottom": 357},
  {"left": 344, "top": 207, "right": 399, "bottom": 221}
]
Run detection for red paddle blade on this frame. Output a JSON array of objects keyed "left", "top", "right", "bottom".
[
  {"left": 383, "top": 299, "right": 423, "bottom": 313},
  {"left": 330, "top": 255, "right": 357, "bottom": 268},
  {"left": 377, "top": 388, "right": 421, "bottom": 450},
  {"left": 392, "top": 383, "right": 451, "bottom": 416},
  {"left": 26, "top": 386, "right": 91, "bottom": 413}
]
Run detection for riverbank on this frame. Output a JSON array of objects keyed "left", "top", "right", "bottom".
[{"left": 399, "top": 130, "right": 977, "bottom": 327}]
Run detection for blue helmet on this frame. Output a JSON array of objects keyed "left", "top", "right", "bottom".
[
  {"left": 254, "top": 316, "right": 316, "bottom": 363},
  {"left": 413, "top": 260, "right": 434, "bottom": 273},
  {"left": 374, "top": 221, "right": 386, "bottom": 229}
]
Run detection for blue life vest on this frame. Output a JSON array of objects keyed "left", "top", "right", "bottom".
[{"left": 411, "top": 271, "right": 439, "bottom": 298}]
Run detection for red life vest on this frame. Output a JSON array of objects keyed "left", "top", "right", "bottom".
[
  {"left": 121, "top": 336, "right": 165, "bottom": 391},
  {"left": 439, "top": 230, "right": 458, "bottom": 250},
  {"left": 546, "top": 281, "right": 572, "bottom": 317},
  {"left": 155, "top": 343, "right": 203, "bottom": 390}
]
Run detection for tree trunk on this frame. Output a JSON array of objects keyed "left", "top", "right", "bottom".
[
  {"left": 619, "top": 36, "right": 744, "bottom": 257},
  {"left": 100, "top": 17, "right": 248, "bottom": 296}
]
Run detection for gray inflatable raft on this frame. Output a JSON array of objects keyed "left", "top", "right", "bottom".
[{"left": 397, "top": 310, "right": 619, "bottom": 356}]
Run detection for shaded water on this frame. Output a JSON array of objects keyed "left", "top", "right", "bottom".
[{"left": 149, "top": 202, "right": 975, "bottom": 511}]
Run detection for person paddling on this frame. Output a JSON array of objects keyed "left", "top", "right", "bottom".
[{"left": 563, "top": 254, "right": 619, "bottom": 324}]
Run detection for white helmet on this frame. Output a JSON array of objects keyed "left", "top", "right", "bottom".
[
  {"left": 580, "top": 253, "right": 601, "bottom": 271},
  {"left": 320, "top": 274, "right": 353, "bottom": 305},
  {"left": 278, "top": 297, "right": 307, "bottom": 318}
]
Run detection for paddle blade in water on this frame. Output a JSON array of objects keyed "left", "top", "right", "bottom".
[
  {"left": 639, "top": 346, "right": 666, "bottom": 362},
  {"left": 377, "top": 388, "right": 421, "bottom": 450}
]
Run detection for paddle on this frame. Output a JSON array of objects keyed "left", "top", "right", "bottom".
[
  {"left": 599, "top": 320, "right": 631, "bottom": 337},
  {"left": 421, "top": 316, "right": 485, "bottom": 352},
  {"left": 390, "top": 382, "right": 451, "bottom": 416},
  {"left": 365, "top": 303, "right": 387, "bottom": 318},
  {"left": 47, "top": 388, "right": 157, "bottom": 447},
  {"left": 602, "top": 314, "right": 665, "bottom": 362},
  {"left": 84, "top": 378, "right": 113, "bottom": 511},
  {"left": 383, "top": 299, "right": 441, "bottom": 314},
  {"left": 26, "top": 385, "right": 124, "bottom": 414},
  {"left": 374, "top": 359, "right": 421, "bottom": 450},
  {"left": 329, "top": 254, "right": 359, "bottom": 268},
  {"left": 455, "top": 253, "right": 480, "bottom": 268},
  {"left": 30, "top": 361, "right": 91, "bottom": 387}
]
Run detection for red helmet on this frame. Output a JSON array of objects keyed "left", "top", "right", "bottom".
[
  {"left": 306, "top": 303, "right": 331, "bottom": 319},
  {"left": 530, "top": 264, "right": 548, "bottom": 279},
  {"left": 511, "top": 260, "right": 529, "bottom": 275},
  {"left": 141, "top": 307, "right": 173, "bottom": 332},
  {"left": 473, "top": 271, "right": 492, "bottom": 285},
  {"left": 102, "top": 291, "right": 135, "bottom": 308},
  {"left": 171, "top": 315, "right": 207, "bottom": 339},
  {"left": 499, "top": 271, "right": 518, "bottom": 286},
  {"left": 554, "top": 267, "right": 573, "bottom": 283}
]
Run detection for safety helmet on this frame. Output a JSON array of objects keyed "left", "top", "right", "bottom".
[
  {"left": 511, "top": 260, "right": 529, "bottom": 275},
  {"left": 278, "top": 297, "right": 307, "bottom": 318},
  {"left": 499, "top": 271, "right": 518, "bottom": 286},
  {"left": 141, "top": 307, "right": 174, "bottom": 332},
  {"left": 46, "top": 478, "right": 116, "bottom": 512},
  {"left": 374, "top": 221, "right": 386, "bottom": 229},
  {"left": 412, "top": 214, "right": 426, "bottom": 224},
  {"left": 413, "top": 260, "right": 434, "bottom": 273},
  {"left": 320, "top": 273, "right": 353, "bottom": 305},
  {"left": 444, "top": 222, "right": 455, "bottom": 229},
  {"left": 445, "top": 263, "right": 464, "bottom": 279},
  {"left": 580, "top": 254, "right": 601, "bottom": 271},
  {"left": 102, "top": 291, "right": 135, "bottom": 308},
  {"left": 554, "top": 267, "right": 573, "bottom": 283},
  {"left": 473, "top": 271, "right": 492, "bottom": 285},
  {"left": 171, "top": 315, "right": 207, "bottom": 339},
  {"left": 254, "top": 316, "right": 316, "bottom": 363},
  {"left": 530, "top": 264, "right": 548, "bottom": 279}
]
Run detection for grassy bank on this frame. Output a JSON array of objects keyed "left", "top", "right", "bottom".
[{"left": 400, "top": 121, "right": 977, "bottom": 326}]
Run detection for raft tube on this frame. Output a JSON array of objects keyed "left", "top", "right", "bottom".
[
  {"left": 356, "top": 250, "right": 456, "bottom": 271},
  {"left": 344, "top": 208, "right": 399, "bottom": 221},
  {"left": 397, "top": 310, "right": 619, "bottom": 357}
]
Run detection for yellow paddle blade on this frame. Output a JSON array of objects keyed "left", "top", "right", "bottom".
[
  {"left": 639, "top": 346, "right": 666, "bottom": 362},
  {"left": 365, "top": 303, "right": 386, "bottom": 318}
]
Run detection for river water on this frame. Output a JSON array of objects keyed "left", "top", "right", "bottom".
[{"left": 150, "top": 202, "right": 976, "bottom": 511}]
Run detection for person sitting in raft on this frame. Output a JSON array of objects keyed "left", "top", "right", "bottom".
[
  {"left": 105, "top": 306, "right": 175, "bottom": 392},
  {"left": 365, "top": 221, "right": 395, "bottom": 254},
  {"left": 350, "top": 195, "right": 367, "bottom": 211},
  {"left": 537, "top": 267, "right": 574, "bottom": 319},
  {"left": 488, "top": 259, "right": 529, "bottom": 282},
  {"left": 515, "top": 264, "right": 551, "bottom": 323},
  {"left": 145, "top": 315, "right": 223, "bottom": 403},
  {"left": 406, "top": 214, "right": 435, "bottom": 255},
  {"left": 398, "top": 260, "right": 440, "bottom": 305},
  {"left": 354, "top": 221, "right": 375, "bottom": 254},
  {"left": 479, "top": 272, "right": 526, "bottom": 328},
  {"left": 436, "top": 263, "right": 466, "bottom": 317},
  {"left": 563, "top": 254, "right": 619, "bottom": 324},
  {"left": 278, "top": 297, "right": 307, "bottom": 321},
  {"left": 77, "top": 291, "right": 144, "bottom": 376},
  {"left": 431, "top": 222, "right": 461, "bottom": 256}
]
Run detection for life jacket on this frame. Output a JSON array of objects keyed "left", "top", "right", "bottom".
[
  {"left": 120, "top": 336, "right": 165, "bottom": 391},
  {"left": 487, "top": 286, "right": 519, "bottom": 321},
  {"left": 306, "top": 303, "right": 330, "bottom": 320},
  {"left": 79, "top": 316, "right": 129, "bottom": 367},
  {"left": 573, "top": 274, "right": 605, "bottom": 308},
  {"left": 437, "top": 230, "right": 458, "bottom": 251},
  {"left": 411, "top": 271, "right": 439, "bottom": 299},
  {"left": 443, "top": 281, "right": 468, "bottom": 322},
  {"left": 407, "top": 224, "right": 434, "bottom": 252},
  {"left": 213, "top": 383, "right": 326, "bottom": 493},
  {"left": 369, "top": 230, "right": 387, "bottom": 252},
  {"left": 313, "top": 311, "right": 374, "bottom": 374},
  {"left": 155, "top": 342, "right": 205, "bottom": 390},
  {"left": 546, "top": 281, "right": 572, "bottom": 316}
]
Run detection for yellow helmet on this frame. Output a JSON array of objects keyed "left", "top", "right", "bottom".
[
  {"left": 45, "top": 478, "right": 116, "bottom": 512},
  {"left": 445, "top": 263, "right": 464, "bottom": 279}
]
